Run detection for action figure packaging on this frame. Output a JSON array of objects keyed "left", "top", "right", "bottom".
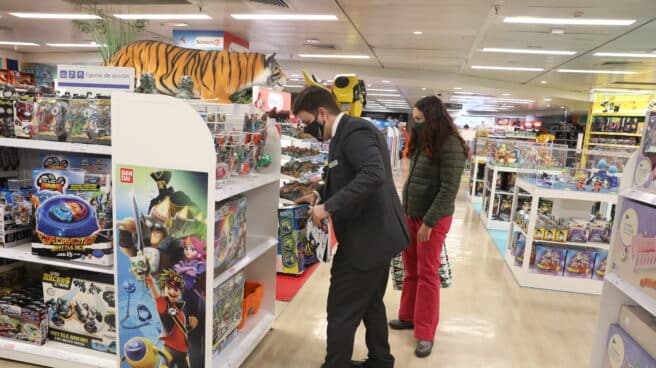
[
  {"left": 31, "top": 169, "right": 113, "bottom": 265},
  {"left": 40, "top": 152, "right": 111, "bottom": 175},
  {"left": 531, "top": 244, "right": 566, "bottom": 276},
  {"left": 563, "top": 250, "right": 595, "bottom": 279},
  {"left": 13, "top": 94, "right": 35, "bottom": 139},
  {"left": 212, "top": 271, "right": 244, "bottom": 355},
  {"left": 277, "top": 205, "right": 310, "bottom": 275},
  {"left": 0, "top": 287, "right": 48, "bottom": 345},
  {"left": 33, "top": 96, "right": 69, "bottom": 141},
  {"left": 0, "top": 99, "right": 14, "bottom": 137},
  {"left": 66, "top": 98, "right": 91, "bottom": 144},
  {"left": 0, "top": 187, "right": 33, "bottom": 248},
  {"left": 215, "top": 196, "right": 247, "bottom": 275},
  {"left": 87, "top": 98, "right": 111, "bottom": 146},
  {"left": 41, "top": 269, "right": 116, "bottom": 353}
]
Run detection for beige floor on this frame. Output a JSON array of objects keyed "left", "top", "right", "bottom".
[{"left": 0, "top": 183, "right": 601, "bottom": 367}]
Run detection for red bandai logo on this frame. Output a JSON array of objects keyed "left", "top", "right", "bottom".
[{"left": 120, "top": 168, "right": 134, "bottom": 183}]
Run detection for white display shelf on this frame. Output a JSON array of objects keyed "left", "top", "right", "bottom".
[
  {"left": 217, "top": 172, "right": 280, "bottom": 202},
  {"left": 479, "top": 212, "right": 510, "bottom": 231},
  {"left": 0, "top": 337, "right": 115, "bottom": 368},
  {"left": 0, "top": 137, "right": 111, "bottom": 155},
  {"left": 513, "top": 224, "right": 610, "bottom": 251},
  {"left": 620, "top": 187, "right": 656, "bottom": 206},
  {"left": 517, "top": 178, "right": 617, "bottom": 204},
  {"left": 0, "top": 243, "right": 114, "bottom": 274},
  {"left": 214, "top": 235, "right": 277, "bottom": 288},
  {"left": 213, "top": 311, "right": 275, "bottom": 368},
  {"left": 605, "top": 272, "right": 656, "bottom": 317}
]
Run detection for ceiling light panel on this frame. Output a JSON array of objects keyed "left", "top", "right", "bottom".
[
  {"left": 231, "top": 14, "right": 337, "bottom": 21},
  {"left": 298, "top": 54, "right": 369, "bottom": 59},
  {"left": 558, "top": 69, "right": 636, "bottom": 75},
  {"left": 9, "top": 12, "right": 100, "bottom": 19},
  {"left": 114, "top": 14, "right": 211, "bottom": 20},
  {"left": 482, "top": 48, "right": 576, "bottom": 55},
  {"left": 504, "top": 17, "right": 636, "bottom": 26},
  {"left": 47, "top": 42, "right": 105, "bottom": 47},
  {"left": 594, "top": 52, "right": 656, "bottom": 58},
  {"left": 367, "top": 88, "right": 397, "bottom": 92},
  {"left": 0, "top": 41, "right": 40, "bottom": 46},
  {"left": 472, "top": 65, "right": 544, "bottom": 72}
]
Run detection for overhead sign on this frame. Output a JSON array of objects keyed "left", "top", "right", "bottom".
[
  {"left": 173, "top": 30, "right": 249, "bottom": 51},
  {"left": 445, "top": 103, "right": 463, "bottom": 110},
  {"left": 253, "top": 86, "right": 291, "bottom": 112},
  {"left": 56, "top": 65, "right": 134, "bottom": 95}
]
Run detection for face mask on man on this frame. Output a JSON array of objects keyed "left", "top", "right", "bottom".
[{"left": 304, "top": 113, "right": 325, "bottom": 142}]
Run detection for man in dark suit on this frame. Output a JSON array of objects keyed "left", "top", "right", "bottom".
[{"left": 294, "top": 86, "right": 410, "bottom": 368}]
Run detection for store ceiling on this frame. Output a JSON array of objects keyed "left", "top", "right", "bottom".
[{"left": 0, "top": 0, "right": 655, "bottom": 115}]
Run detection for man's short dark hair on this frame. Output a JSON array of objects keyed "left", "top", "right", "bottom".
[{"left": 292, "top": 86, "right": 341, "bottom": 115}]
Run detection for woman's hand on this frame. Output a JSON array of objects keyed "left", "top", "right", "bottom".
[{"left": 418, "top": 223, "right": 432, "bottom": 243}]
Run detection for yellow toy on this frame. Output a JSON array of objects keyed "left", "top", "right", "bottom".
[
  {"left": 302, "top": 71, "right": 366, "bottom": 117},
  {"left": 121, "top": 337, "right": 172, "bottom": 368}
]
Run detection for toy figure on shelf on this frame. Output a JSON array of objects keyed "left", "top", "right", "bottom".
[
  {"left": 596, "top": 160, "right": 609, "bottom": 183},
  {"left": 512, "top": 147, "right": 521, "bottom": 165},
  {"left": 607, "top": 166, "right": 619, "bottom": 189},
  {"left": 593, "top": 180, "right": 603, "bottom": 192},
  {"left": 576, "top": 178, "right": 586, "bottom": 191},
  {"left": 495, "top": 144, "right": 507, "bottom": 163}
]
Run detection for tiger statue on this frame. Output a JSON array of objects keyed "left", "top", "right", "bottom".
[{"left": 105, "top": 40, "right": 287, "bottom": 102}]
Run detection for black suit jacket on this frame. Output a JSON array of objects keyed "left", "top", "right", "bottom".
[{"left": 322, "top": 115, "right": 410, "bottom": 271}]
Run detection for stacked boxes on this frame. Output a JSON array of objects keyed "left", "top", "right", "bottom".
[
  {"left": 277, "top": 204, "right": 316, "bottom": 275},
  {"left": 212, "top": 271, "right": 245, "bottom": 355},
  {"left": 215, "top": 196, "right": 247, "bottom": 275}
]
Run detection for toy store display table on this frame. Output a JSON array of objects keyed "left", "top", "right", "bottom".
[
  {"left": 468, "top": 155, "right": 487, "bottom": 203},
  {"left": 503, "top": 177, "right": 618, "bottom": 295},
  {"left": 480, "top": 163, "right": 523, "bottom": 231}
]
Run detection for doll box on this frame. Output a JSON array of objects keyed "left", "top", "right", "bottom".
[
  {"left": 604, "top": 324, "right": 656, "bottom": 368},
  {"left": 610, "top": 198, "right": 656, "bottom": 300},
  {"left": 212, "top": 271, "right": 245, "bottom": 353},
  {"left": 215, "top": 196, "right": 247, "bottom": 275},
  {"left": 531, "top": 244, "right": 566, "bottom": 276},
  {"left": 593, "top": 251, "right": 608, "bottom": 281},
  {"left": 42, "top": 269, "right": 116, "bottom": 353},
  {"left": 619, "top": 305, "right": 656, "bottom": 360},
  {"left": 564, "top": 250, "right": 595, "bottom": 279}
]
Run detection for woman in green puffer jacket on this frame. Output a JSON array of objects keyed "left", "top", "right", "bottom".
[{"left": 389, "top": 95, "right": 469, "bottom": 358}]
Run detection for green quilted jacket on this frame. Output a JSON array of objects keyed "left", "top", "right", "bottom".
[{"left": 402, "top": 126, "right": 466, "bottom": 227}]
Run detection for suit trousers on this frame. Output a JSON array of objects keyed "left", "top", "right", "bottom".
[
  {"left": 399, "top": 216, "right": 453, "bottom": 342},
  {"left": 324, "top": 248, "right": 393, "bottom": 367}
]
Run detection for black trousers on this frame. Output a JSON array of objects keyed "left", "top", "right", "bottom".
[{"left": 324, "top": 249, "right": 393, "bottom": 367}]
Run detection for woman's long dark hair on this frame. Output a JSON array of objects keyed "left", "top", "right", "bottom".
[{"left": 408, "top": 96, "right": 469, "bottom": 162}]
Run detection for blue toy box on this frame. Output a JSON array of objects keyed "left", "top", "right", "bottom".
[{"left": 604, "top": 324, "right": 656, "bottom": 368}]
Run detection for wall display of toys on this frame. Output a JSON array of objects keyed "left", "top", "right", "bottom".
[
  {"left": 527, "top": 244, "right": 607, "bottom": 280},
  {"left": 42, "top": 269, "right": 116, "bottom": 353},
  {"left": 215, "top": 196, "right": 247, "bottom": 275},
  {"left": 487, "top": 139, "right": 523, "bottom": 167},
  {"left": 31, "top": 153, "right": 112, "bottom": 265},
  {"left": 0, "top": 70, "right": 35, "bottom": 89}
]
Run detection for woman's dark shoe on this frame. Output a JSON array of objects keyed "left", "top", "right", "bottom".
[
  {"left": 388, "top": 320, "right": 414, "bottom": 330},
  {"left": 415, "top": 340, "right": 433, "bottom": 358}
]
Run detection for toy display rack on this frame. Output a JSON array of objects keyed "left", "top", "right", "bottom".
[
  {"left": 468, "top": 155, "right": 486, "bottom": 203},
  {"left": 480, "top": 162, "right": 524, "bottom": 231},
  {"left": 589, "top": 153, "right": 656, "bottom": 367},
  {"left": 503, "top": 177, "right": 616, "bottom": 295},
  {"left": 0, "top": 93, "right": 280, "bottom": 368}
]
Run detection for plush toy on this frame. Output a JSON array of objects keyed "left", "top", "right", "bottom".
[{"left": 175, "top": 76, "right": 195, "bottom": 99}]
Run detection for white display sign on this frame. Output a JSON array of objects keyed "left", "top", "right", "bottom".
[{"left": 56, "top": 64, "right": 134, "bottom": 95}]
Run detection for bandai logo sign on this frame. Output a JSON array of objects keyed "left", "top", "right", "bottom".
[{"left": 120, "top": 168, "right": 134, "bottom": 183}]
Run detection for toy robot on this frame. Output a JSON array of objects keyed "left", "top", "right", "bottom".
[{"left": 302, "top": 71, "right": 366, "bottom": 117}]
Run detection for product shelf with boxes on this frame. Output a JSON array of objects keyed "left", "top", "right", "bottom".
[
  {"left": 468, "top": 135, "right": 489, "bottom": 203},
  {"left": 589, "top": 102, "right": 656, "bottom": 367},
  {"left": 0, "top": 90, "right": 280, "bottom": 368}
]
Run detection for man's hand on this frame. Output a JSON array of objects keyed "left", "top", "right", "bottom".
[
  {"left": 309, "top": 204, "right": 330, "bottom": 226},
  {"left": 189, "top": 316, "right": 199, "bottom": 329},
  {"left": 417, "top": 223, "right": 432, "bottom": 243},
  {"left": 295, "top": 192, "right": 318, "bottom": 205}
]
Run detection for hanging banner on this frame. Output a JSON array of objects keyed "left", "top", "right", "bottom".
[
  {"left": 115, "top": 165, "right": 208, "bottom": 368},
  {"left": 56, "top": 65, "right": 134, "bottom": 95},
  {"left": 173, "top": 30, "right": 249, "bottom": 51}
]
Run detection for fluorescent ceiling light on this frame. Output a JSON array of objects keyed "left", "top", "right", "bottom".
[
  {"left": 591, "top": 88, "right": 654, "bottom": 93},
  {"left": 368, "top": 94, "right": 402, "bottom": 97},
  {"left": 9, "top": 12, "right": 100, "bottom": 20},
  {"left": 557, "top": 69, "right": 636, "bottom": 75},
  {"left": 501, "top": 93, "right": 511, "bottom": 96},
  {"left": 413, "top": 31, "right": 423, "bottom": 35},
  {"left": 594, "top": 52, "right": 656, "bottom": 58},
  {"left": 482, "top": 47, "right": 576, "bottom": 56},
  {"left": 298, "top": 54, "right": 369, "bottom": 59},
  {"left": 504, "top": 16, "right": 635, "bottom": 26},
  {"left": 231, "top": 14, "right": 337, "bottom": 21},
  {"left": 0, "top": 41, "right": 40, "bottom": 46},
  {"left": 498, "top": 98, "right": 535, "bottom": 103},
  {"left": 284, "top": 85, "right": 304, "bottom": 88},
  {"left": 472, "top": 65, "right": 544, "bottom": 72},
  {"left": 381, "top": 80, "right": 391, "bottom": 83},
  {"left": 454, "top": 91, "right": 475, "bottom": 95},
  {"left": 540, "top": 80, "right": 548, "bottom": 84},
  {"left": 421, "top": 87, "right": 427, "bottom": 91},
  {"left": 544, "top": 98, "right": 552, "bottom": 101},
  {"left": 47, "top": 42, "right": 106, "bottom": 48},
  {"left": 367, "top": 88, "right": 396, "bottom": 92},
  {"left": 168, "top": 23, "right": 189, "bottom": 27},
  {"left": 453, "top": 87, "right": 462, "bottom": 90},
  {"left": 114, "top": 14, "right": 211, "bottom": 20}
]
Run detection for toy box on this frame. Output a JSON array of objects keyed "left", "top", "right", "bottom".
[
  {"left": 14, "top": 95, "right": 35, "bottom": 139},
  {"left": 619, "top": 305, "right": 656, "bottom": 359},
  {"left": 588, "top": 221, "right": 611, "bottom": 243},
  {"left": 567, "top": 220, "right": 588, "bottom": 243},
  {"left": 40, "top": 152, "right": 111, "bottom": 174},
  {"left": 215, "top": 196, "right": 247, "bottom": 275},
  {"left": 31, "top": 169, "right": 113, "bottom": 265},
  {"left": 42, "top": 269, "right": 116, "bottom": 354},
  {"left": 277, "top": 204, "right": 317, "bottom": 275},
  {"left": 0, "top": 99, "right": 13, "bottom": 138},
  {"left": 610, "top": 198, "right": 656, "bottom": 300},
  {"left": 604, "top": 324, "right": 656, "bottom": 368},
  {"left": 564, "top": 250, "right": 595, "bottom": 278},
  {"left": 0, "top": 287, "right": 48, "bottom": 345},
  {"left": 593, "top": 251, "right": 608, "bottom": 281},
  {"left": 87, "top": 98, "right": 111, "bottom": 146},
  {"left": 514, "top": 233, "right": 526, "bottom": 266},
  {"left": 531, "top": 244, "right": 566, "bottom": 276},
  {"left": 66, "top": 98, "right": 91, "bottom": 144},
  {"left": 33, "top": 97, "right": 69, "bottom": 141},
  {"left": 212, "top": 271, "right": 244, "bottom": 353}
]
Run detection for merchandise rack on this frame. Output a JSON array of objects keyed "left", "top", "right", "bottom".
[
  {"left": 589, "top": 152, "right": 656, "bottom": 367},
  {"left": 503, "top": 177, "right": 617, "bottom": 295},
  {"left": 0, "top": 92, "right": 280, "bottom": 368},
  {"left": 468, "top": 155, "right": 486, "bottom": 203},
  {"left": 480, "top": 162, "right": 519, "bottom": 230}
]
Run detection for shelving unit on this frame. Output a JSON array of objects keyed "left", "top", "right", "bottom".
[
  {"left": 503, "top": 177, "right": 616, "bottom": 295},
  {"left": 480, "top": 163, "right": 518, "bottom": 230},
  {"left": 0, "top": 243, "right": 114, "bottom": 274},
  {"left": 0, "top": 337, "right": 115, "bottom": 368},
  {"left": 468, "top": 136, "right": 488, "bottom": 203}
]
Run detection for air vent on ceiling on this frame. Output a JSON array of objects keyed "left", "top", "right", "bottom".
[
  {"left": 601, "top": 61, "right": 643, "bottom": 66},
  {"left": 250, "top": 0, "right": 290, "bottom": 7},
  {"left": 612, "top": 81, "right": 656, "bottom": 86},
  {"left": 307, "top": 43, "right": 336, "bottom": 50},
  {"left": 64, "top": 0, "right": 193, "bottom": 4}
]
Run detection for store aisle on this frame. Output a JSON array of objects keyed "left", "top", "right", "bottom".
[{"left": 243, "top": 185, "right": 601, "bottom": 368}]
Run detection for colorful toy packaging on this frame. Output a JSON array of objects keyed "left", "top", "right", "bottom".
[
  {"left": 66, "top": 98, "right": 92, "bottom": 143},
  {"left": 0, "top": 98, "right": 14, "bottom": 137},
  {"left": 33, "top": 96, "right": 69, "bottom": 141},
  {"left": 0, "top": 185, "right": 33, "bottom": 248},
  {"left": 31, "top": 168, "right": 113, "bottom": 265},
  {"left": 87, "top": 98, "right": 111, "bottom": 145},
  {"left": 593, "top": 251, "right": 608, "bottom": 281},
  {"left": 532, "top": 244, "right": 566, "bottom": 276},
  {"left": 14, "top": 94, "right": 35, "bottom": 139},
  {"left": 633, "top": 101, "right": 656, "bottom": 194},
  {"left": 42, "top": 269, "right": 116, "bottom": 353},
  {"left": 604, "top": 324, "right": 656, "bottom": 368},
  {"left": 277, "top": 205, "right": 319, "bottom": 275},
  {"left": 619, "top": 305, "right": 656, "bottom": 359},
  {"left": 564, "top": 250, "right": 595, "bottom": 278},
  {"left": 215, "top": 196, "right": 247, "bottom": 275},
  {"left": 0, "top": 287, "right": 48, "bottom": 345},
  {"left": 212, "top": 271, "right": 244, "bottom": 355},
  {"left": 610, "top": 198, "right": 656, "bottom": 300},
  {"left": 40, "top": 152, "right": 111, "bottom": 175}
]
